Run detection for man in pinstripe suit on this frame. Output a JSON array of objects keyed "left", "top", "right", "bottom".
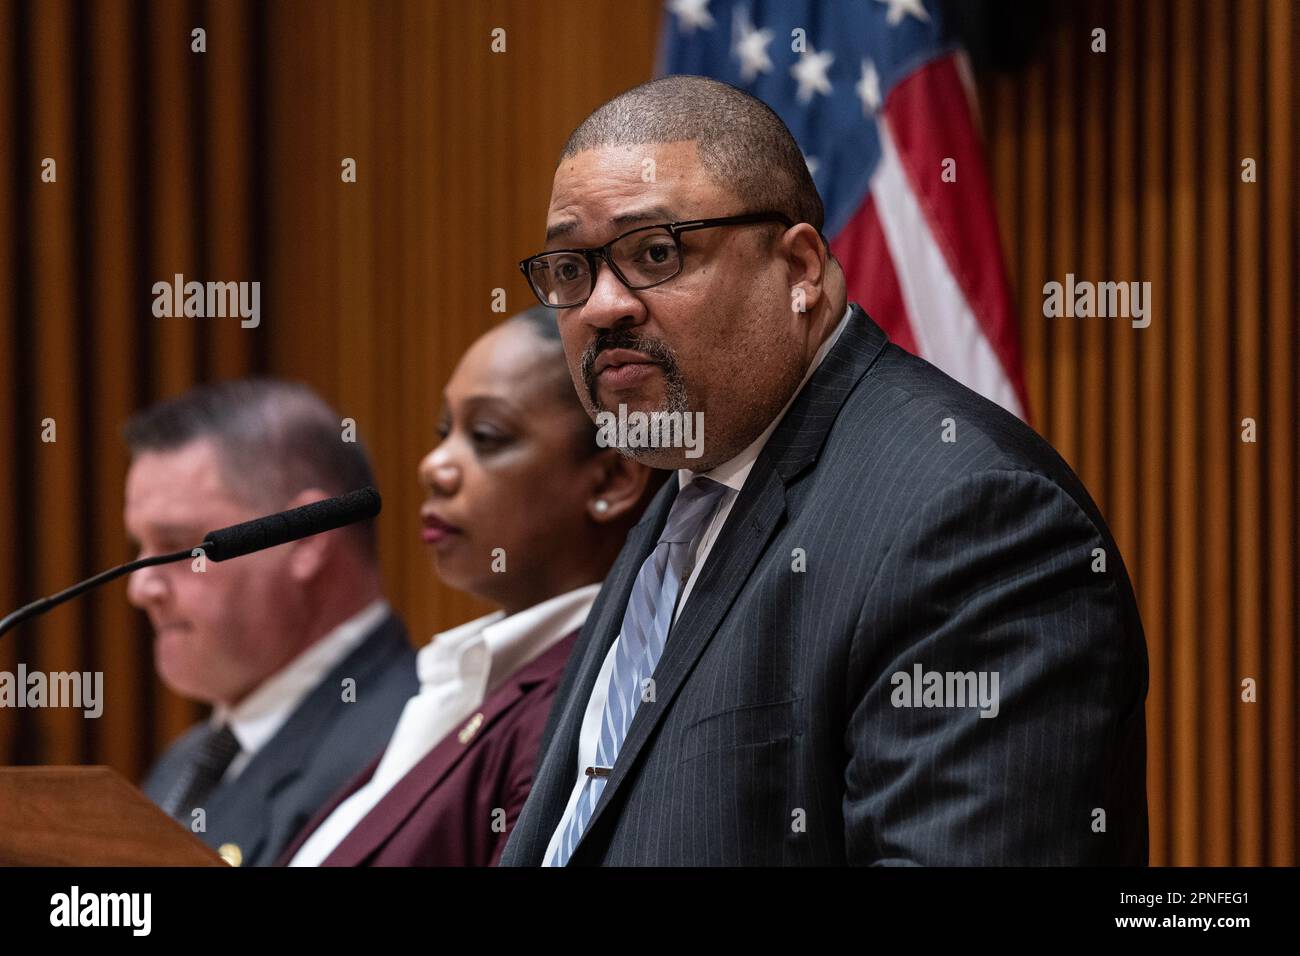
[{"left": 503, "top": 75, "right": 1148, "bottom": 865}]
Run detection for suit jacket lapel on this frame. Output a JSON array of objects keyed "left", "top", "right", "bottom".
[
  {"left": 274, "top": 751, "right": 383, "bottom": 865},
  {"left": 573, "top": 469, "right": 788, "bottom": 852},
  {"left": 324, "top": 689, "right": 525, "bottom": 865},
  {"left": 212, "top": 616, "right": 409, "bottom": 846},
  {"left": 509, "top": 488, "right": 673, "bottom": 862},
  {"left": 326, "top": 631, "right": 579, "bottom": 866},
  {"left": 573, "top": 305, "right": 889, "bottom": 856}
]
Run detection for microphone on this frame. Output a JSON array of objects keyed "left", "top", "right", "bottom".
[
  {"left": 200, "top": 486, "right": 381, "bottom": 562},
  {"left": 0, "top": 487, "right": 382, "bottom": 639}
]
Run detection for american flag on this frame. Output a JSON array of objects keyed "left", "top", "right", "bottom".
[{"left": 659, "top": 0, "right": 1029, "bottom": 419}]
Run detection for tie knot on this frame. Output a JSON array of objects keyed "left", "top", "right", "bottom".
[
  {"left": 659, "top": 477, "right": 727, "bottom": 545},
  {"left": 196, "top": 723, "right": 241, "bottom": 773}
]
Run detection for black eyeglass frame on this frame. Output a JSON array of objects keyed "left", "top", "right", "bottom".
[{"left": 518, "top": 211, "right": 796, "bottom": 309}]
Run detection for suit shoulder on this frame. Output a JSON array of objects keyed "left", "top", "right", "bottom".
[
  {"left": 836, "top": 342, "right": 1082, "bottom": 494},
  {"left": 273, "top": 621, "right": 418, "bottom": 773}
]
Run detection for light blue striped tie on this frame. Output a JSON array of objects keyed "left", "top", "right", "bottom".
[{"left": 549, "top": 476, "right": 727, "bottom": 865}]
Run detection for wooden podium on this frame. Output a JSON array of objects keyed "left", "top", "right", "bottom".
[{"left": 0, "top": 767, "right": 225, "bottom": 866}]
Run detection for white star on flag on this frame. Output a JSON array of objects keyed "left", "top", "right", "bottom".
[
  {"left": 732, "top": 7, "right": 774, "bottom": 82},
  {"left": 790, "top": 43, "right": 834, "bottom": 103},
  {"left": 875, "top": 0, "right": 930, "bottom": 27},
  {"left": 856, "top": 59, "right": 882, "bottom": 116},
  {"left": 668, "top": 0, "right": 715, "bottom": 33}
]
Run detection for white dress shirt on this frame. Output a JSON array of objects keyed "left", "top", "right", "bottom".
[
  {"left": 288, "top": 583, "right": 600, "bottom": 867},
  {"left": 542, "top": 304, "right": 853, "bottom": 865},
  {"left": 213, "top": 598, "right": 390, "bottom": 781}
]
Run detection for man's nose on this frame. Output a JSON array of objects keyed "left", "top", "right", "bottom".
[
  {"left": 126, "top": 565, "right": 168, "bottom": 608},
  {"left": 578, "top": 258, "right": 647, "bottom": 331}
]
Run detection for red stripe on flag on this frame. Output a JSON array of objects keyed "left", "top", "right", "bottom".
[
  {"left": 830, "top": 194, "right": 916, "bottom": 356},
  {"left": 883, "top": 54, "right": 1029, "bottom": 417}
]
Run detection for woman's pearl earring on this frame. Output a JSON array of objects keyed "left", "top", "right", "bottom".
[{"left": 593, "top": 499, "right": 610, "bottom": 514}]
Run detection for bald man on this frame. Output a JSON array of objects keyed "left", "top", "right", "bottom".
[{"left": 502, "top": 75, "right": 1148, "bottom": 866}]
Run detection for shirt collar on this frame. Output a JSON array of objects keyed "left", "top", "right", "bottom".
[
  {"left": 679, "top": 302, "right": 853, "bottom": 493},
  {"left": 213, "top": 598, "right": 390, "bottom": 756},
  {"left": 417, "top": 583, "right": 600, "bottom": 699}
]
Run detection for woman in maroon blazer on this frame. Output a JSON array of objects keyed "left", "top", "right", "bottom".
[{"left": 279, "top": 308, "right": 658, "bottom": 866}]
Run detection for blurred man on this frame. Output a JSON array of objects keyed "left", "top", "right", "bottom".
[
  {"left": 124, "top": 378, "right": 417, "bottom": 866},
  {"left": 502, "top": 75, "right": 1148, "bottom": 866}
]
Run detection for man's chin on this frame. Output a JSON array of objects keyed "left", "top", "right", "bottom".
[
  {"left": 613, "top": 444, "right": 700, "bottom": 471},
  {"left": 589, "top": 398, "right": 715, "bottom": 470},
  {"left": 593, "top": 391, "right": 663, "bottom": 417},
  {"left": 155, "top": 666, "right": 219, "bottom": 705},
  {"left": 154, "top": 639, "right": 220, "bottom": 703}
]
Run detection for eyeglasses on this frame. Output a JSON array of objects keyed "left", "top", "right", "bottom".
[{"left": 519, "top": 211, "right": 794, "bottom": 309}]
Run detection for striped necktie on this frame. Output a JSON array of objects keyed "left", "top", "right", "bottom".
[
  {"left": 162, "top": 723, "right": 241, "bottom": 822},
  {"left": 549, "top": 476, "right": 727, "bottom": 865}
]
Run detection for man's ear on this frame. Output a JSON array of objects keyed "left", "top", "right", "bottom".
[
  {"left": 782, "top": 223, "right": 827, "bottom": 316},
  {"left": 284, "top": 487, "right": 333, "bottom": 581},
  {"left": 586, "top": 449, "right": 656, "bottom": 524}
]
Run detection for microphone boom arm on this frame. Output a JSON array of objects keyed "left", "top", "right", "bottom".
[
  {"left": 0, "top": 547, "right": 195, "bottom": 639},
  {"left": 0, "top": 486, "right": 380, "bottom": 640}
]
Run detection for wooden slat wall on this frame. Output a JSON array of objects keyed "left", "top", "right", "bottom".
[
  {"left": 0, "top": 0, "right": 17, "bottom": 765},
  {"left": 983, "top": 0, "right": 1298, "bottom": 865},
  {"left": 1263, "top": 0, "right": 1295, "bottom": 870},
  {"left": 263, "top": 0, "right": 664, "bottom": 657},
  {"left": 0, "top": 0, "right": 1293, "bottom": 867},
  {"left": 0, "top": 0, "right": 661, "bottom": 779}
]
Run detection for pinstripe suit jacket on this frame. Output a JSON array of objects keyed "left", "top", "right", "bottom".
[{"left": 499, "top": 304, "right": 1148, "bottom": 866}]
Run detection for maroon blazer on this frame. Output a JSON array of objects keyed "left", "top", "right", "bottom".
[{"left": 276, "top": 630, "right": 578, "bottom": 867}]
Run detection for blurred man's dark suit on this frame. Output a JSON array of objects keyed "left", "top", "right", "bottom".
[
  {"left": 142, "top": 613, "right": 417, "bottom": 866},
  {"left": 500, "top": 304, "right": 1148, "bottom": 866}
]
